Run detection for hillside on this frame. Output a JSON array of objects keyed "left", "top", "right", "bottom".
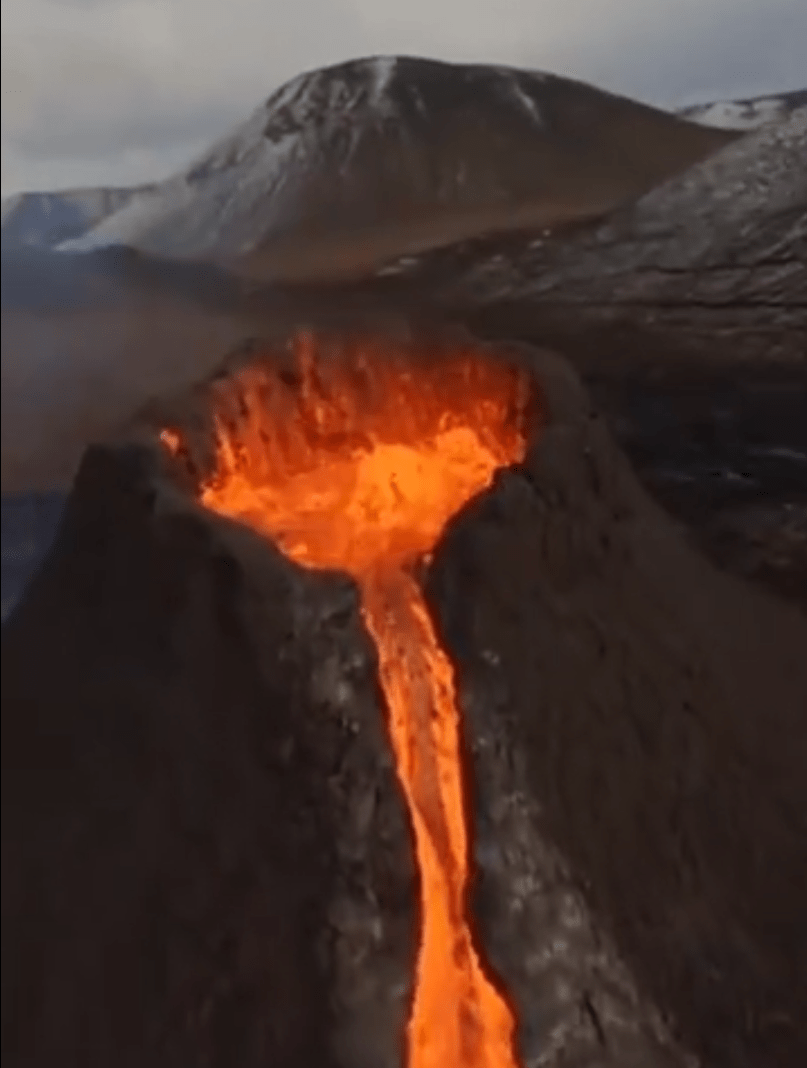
[
  {"left": 54, "top": 56, "right": 733, "bottom": 280},
  {"left": 374, "top": 107, "right": 807, "bottom": 368}
]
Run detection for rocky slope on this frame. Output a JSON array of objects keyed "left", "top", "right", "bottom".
[
  {"left": 55, "top": 57, "right": 733, "bottom": 279},
  {"left": 372, "top": 108, "right": 807, "bottom": 368},
  {"left": 4, "top": 331, "right": 807, "bottom": 1067}
]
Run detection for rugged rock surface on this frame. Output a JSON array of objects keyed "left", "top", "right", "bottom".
[
  {"left": 426, "top": 348, "right": 807, "bottom": 1067},
  {"left": 2, "top": 446, "right": 417, "bottom": 1068},
  {"left": 4, "top": 331, "right": 807, "bottom": 1067},
  {"left": 584, "top": 371, "right": 807, "bottom": 611},
  {"left": 374, "top": 109, "right": 806, "bottom": 369}
]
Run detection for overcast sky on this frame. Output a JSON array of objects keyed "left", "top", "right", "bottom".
[{"left": 2, "top": 0, "right": 805, "bottom": 197}]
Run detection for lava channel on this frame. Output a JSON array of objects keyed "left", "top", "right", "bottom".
[{"left": 173, "top": 336, "right": 530, "bottom": 1068}]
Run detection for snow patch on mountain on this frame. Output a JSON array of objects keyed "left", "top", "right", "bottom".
[
  {"left": 59, "top": 102, "right": 305, "bottom": 256},
  {"left": 678, "top": 89, "right": 807, "bottom": 130},
  {"left": 57, "top": 61, "right": 394, "bottom": 256},
  {"left": 506, "top": 78, "right": 544, "bottom": 124}
]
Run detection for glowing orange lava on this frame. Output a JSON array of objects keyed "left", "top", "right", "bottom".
[
  {"left": 177, "top": 336, "right": 530, "bottom": 1068},
  {"left": 159, "top": 427, "right": 182, "bottom": 455}
]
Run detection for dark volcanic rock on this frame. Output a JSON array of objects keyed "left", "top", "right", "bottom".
[
  {"left": 583, "top": 371, "right": 807, "bottom": 611},
  {"left": 1, "top": 445, "right": 417, "bottom": 1068},
  {"left": 427, "top": 349, "right": 807, "bottom": 1067}
]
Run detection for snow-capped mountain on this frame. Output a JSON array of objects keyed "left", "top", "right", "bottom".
[
  {"left": 677, "top": 88, "right": 807, "bottom": 130},
  {"left": 48, "top": 57, "right": 731, "bottom": 280},
  {"left": 1, "top": 185, "right": 155, "bottom": 252}
]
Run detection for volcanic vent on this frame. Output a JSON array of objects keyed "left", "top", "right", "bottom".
[{"left": 164, "top": 332, "right": 533, "bottom": 1067}]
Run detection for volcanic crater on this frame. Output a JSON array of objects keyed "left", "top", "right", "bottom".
[{"left": 3, "top": 329, "right": 807, "bottom": 1068}]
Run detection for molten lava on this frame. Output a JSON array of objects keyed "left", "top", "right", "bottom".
[{"left": 178, "top": 336, "right": 530, "bottom": 1068}]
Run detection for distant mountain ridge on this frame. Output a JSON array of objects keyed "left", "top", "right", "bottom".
[
  {"left": 1, "top": 184, "right": 155, "bottom": 253},
  {"left": 3, "top": 56, "right": 734, "bottom": 276},
  {"left": 677, "top": 88, "right": 807, "bottom": 129}
]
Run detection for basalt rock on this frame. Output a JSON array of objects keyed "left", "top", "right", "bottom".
[
  {"left": 1, "top": 443, "right": 417, "bottom": 1068},
  {"left": 3, "top": 332, "right": 807, "bottom": 1068},
  {"left": 427, "top": 349, "right": 807, "bottom": 1067}
]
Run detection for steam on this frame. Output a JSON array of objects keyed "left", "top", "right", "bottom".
[{"left": 1, "top": 248, "right": 261, "bottom": 491}]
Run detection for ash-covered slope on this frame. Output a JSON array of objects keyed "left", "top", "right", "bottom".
[
  {"left": 1, "top": 184, "right": 155, "bottom": 252},
  {"left": 3, "top": 331, "right": 807, "bottom": 1067},
  {"left": 678, "top": 87, "right": 807, "bottom": 130},
  {"left": 61, "top": 56, "right": 733, "bottom": 280},
  {"left": 381, "top": 108, "right": 807, "bottom": 368}
]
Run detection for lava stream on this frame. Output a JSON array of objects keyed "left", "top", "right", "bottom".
[
  {"left": 362, "top": 570, "right": 516, "bottom": 1068},
  {"left": 177, "top": 341, "right": 529, "bottom": 1068}
]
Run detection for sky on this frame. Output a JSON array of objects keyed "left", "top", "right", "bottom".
[{"left": 2, "top": 0, "right": 806, "bottom": 197}]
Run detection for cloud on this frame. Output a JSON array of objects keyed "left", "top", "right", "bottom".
[{"left": 2, "top": 0, "right": 805, "bottom": 195}]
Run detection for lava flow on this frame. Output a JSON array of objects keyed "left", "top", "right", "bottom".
[{"left": 176, "top": 336, "right": 531, "bottom": 1068}]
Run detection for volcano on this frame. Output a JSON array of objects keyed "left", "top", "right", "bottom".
[
  {"left": 3, "top": 330, "right": 807, "bottom": 1068},
  {"left": 174, "top": 337, "right": 533, "bottom": 1067}
]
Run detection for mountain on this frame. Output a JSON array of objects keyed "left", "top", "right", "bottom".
[
  {"left": 1, "top": 184, "right": 154, "bottom": 252},
  {"left": 4, "top": 70, "right": 802, "bottom": 265},
  {"left": 53, "top": 56, "right": 733, "bottom": 280},
  {"left": 678, "top": 88, "right": 807, "bottom": 129}
]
